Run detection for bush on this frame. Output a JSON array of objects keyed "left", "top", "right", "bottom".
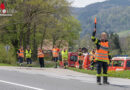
[{"left": 0, "top": 43, "right": 17, "bottom": 65}]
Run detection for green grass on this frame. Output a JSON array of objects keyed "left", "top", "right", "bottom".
[
  {"left": 69, "top": 67, "right": 97, "bottom": 75},
  {"left": 69, "top": 67, "right": 130, "bottom": 79},
  {"left": 0, "top": 63, "right": 17, "bottom": 66},
  {"left": 108, "top": 71, "right": 130, "bottom": 79},
  {"left": 117, "top": 30, "right": 130, "bottom": 37}
]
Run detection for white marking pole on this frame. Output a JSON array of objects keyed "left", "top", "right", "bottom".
[{"left": 0, "top": 80, "right": 45, "bottom": 90}]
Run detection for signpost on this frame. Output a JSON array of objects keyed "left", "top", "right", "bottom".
[{"left": 5, "top": 45, "right": 10, "bottom": 56}]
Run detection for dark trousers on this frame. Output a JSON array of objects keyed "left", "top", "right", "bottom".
[
  {"left": 97, "top": 61, "right": 108, "bottom": 82},
  {"left": 18, "top": 57, "right": 23, "bottom": 63},
  {"left": 53, "top": 57, "right": 58, "bottom": 68},
  {"left": 27, "top": 58, "right": 32, "bottom": 64},
  {"left": 78, "top": 60, "right": 83, "bottom": 69},
  {"left": 39, "top": 58, "right": 44, "bottom": 68},
  {"left": 53, "top": 57, "right": 58, "bottom": 62}
]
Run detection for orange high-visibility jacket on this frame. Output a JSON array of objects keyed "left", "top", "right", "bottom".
[
  {"left": 38, "top": 50, "right": 44, "bottom": 58},
  {"left": 78, "top": 56, "right": 84, "bottom": 61},
  {"left": 18, "top": 49, "right": 24, "bottom": 58},
  {"left": 95, "top": 41, "right": 109, "bottom": 62},
  {"left": 90, "top": 54, "right": 96, "bottom": 62},
  {"left": 52, "top": 48, "right": 59, "bottom": 57}
]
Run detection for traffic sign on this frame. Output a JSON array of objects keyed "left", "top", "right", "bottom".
[{"left": 5, "top": 45, "right": 10, "bottom": 52}]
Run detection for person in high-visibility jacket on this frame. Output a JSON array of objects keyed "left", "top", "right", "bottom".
[
  {"left": 90, "top": 49, "right": 96, "bottom": 70},
  {"left": 61, "top": 48, "right": 68, "bottom": 69},
  {"left": 38, "top": 48, "right": 45, "bottom": 68},
  {"left": 78, "top": 48, "right": 84, "bottom": 69},
  {"left": 17, "top": 46, "right": 24, "bottom": 66},
  {"left": 91, "top": 29, "right": 112, "bottom": 85},
  {"left": 25, "top": 46, "right": 32, "bottom": 65},
  {"left": 52, "top": 45, "right": 60, "bottom": 68}
]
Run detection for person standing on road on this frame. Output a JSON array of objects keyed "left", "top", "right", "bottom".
[
  {"left": 38, "top": 48, "right": 45, "bottom": 68},
  {"left": 61, "top": 48, "right": 68, "bottom": 69},
  {"left": 25, "top": 46, "right": 32, "bottom": 66},
  {"left": 91, "top": 28, "right": 112, "bottom": 85},
  {"left": 17, "top": 46, "right": 24, "bottom": 66},
  {"left": 78, "top": 48, "right": 84, "bottom": 69},
  {"left": 52, "top": 45, "right": 60, "bottom": 68},
  {"left": 90, "top": 49, "right": 96, "bottom": 70}
]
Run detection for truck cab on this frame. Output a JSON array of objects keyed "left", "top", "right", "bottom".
[{"left": 108, "top": 57, "right": 130, "bottom": 71}]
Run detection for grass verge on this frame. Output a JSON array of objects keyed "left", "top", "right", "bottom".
[
  {"left": 69, "top": 67, "right": 130, "bottom": 79},
  {"left": 0, "top": 63, "right": 17, "bottom": 66}
]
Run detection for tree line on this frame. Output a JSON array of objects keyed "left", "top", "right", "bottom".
[{"left": 0, "top": 0, "right": 81, "bottom": 61}]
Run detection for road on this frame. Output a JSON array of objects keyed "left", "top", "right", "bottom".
[{"left": 0, "top": 67, "right": 130, "bottom": 90}]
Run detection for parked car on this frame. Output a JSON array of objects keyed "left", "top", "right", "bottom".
[{"left": 108, "top": 57, "right": 130, "bottom": 71}]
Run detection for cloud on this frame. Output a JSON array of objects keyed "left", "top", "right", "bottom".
[{"left": 68, "top": 0, "right": 106, "bottom": 7}]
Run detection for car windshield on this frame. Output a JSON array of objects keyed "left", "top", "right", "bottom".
[
  {"left": 70, "top": 56, "right": 77, "bottom": 62},
  {"left": 113, "top": 60, "right": 124, "bottom": 67},
  {"left": 126, "top": 61, "right": 130, "bottom": 67}
]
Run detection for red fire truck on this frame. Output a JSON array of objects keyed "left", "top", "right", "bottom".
[
  {"left": 59, "top": 52, "right": 78, "bottom": 67},
  {"left": 68, "top": 52, "right": 78, "bottom": 67},
  {"left": 59, "top": 52, "right": 91, "bottom": 69},
  {"left": 108, "top": 57, "right": 130, "bottom": 71}
]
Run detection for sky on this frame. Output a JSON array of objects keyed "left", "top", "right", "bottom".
[{"left": 68, "top": 0, "right": 106, "bottom": 7}]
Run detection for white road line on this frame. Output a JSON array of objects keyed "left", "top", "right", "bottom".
[{"left": 0, "top": 80, "right": 45, "bottom": 90}]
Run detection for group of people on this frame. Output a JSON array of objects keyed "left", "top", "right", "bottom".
[
  {"left": 17, "top": 45, "right": 69, "bottom": 69},
  {"left": 17, "top": 46, "right": 45, "bottom": 67},
  {"left": 52, "top": 45, "right": 68, "bottom": 69},
  {"left": 17, "top": 46, "right": 32, "bottom": 66},
  {"left": 17, "top": 27, "right": 112, "bottom": 85},
  {"left": 77, "top": 48, "right": 96, "bottom": 70}
]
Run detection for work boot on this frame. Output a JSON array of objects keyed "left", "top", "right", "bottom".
[
  {"left": 97, "top": 76, "right": 102, "bottom": 85},
  {"left": 55, "top": 63, "right": 57, "bottom": 68},
  {"left": 103, "top": 76, "right": 110, "bottom": 85},
  {"left": 97, "top": 82, "right": 102, "bottom": 85}
]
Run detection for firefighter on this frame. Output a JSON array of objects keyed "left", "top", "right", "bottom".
[
  {"left": 91, "top": 29, "right": 111, "bottom": 85},
  {"left": 17, "top": 46, "right": 24, "bottom": 66},
  {"left": 90, "top": 49, "right": 96, "bottom": 70},
  {"left": 82, "top": 48, "right": 90, "bottom": 69},
  {"left": 61, "top": 48, "right": 68, "bottom": 69},
  {"left": 38, "top": 48, "right": 45, "bottom": 68},
  {"left": 25, "top": 46, "right": 32, "bottom": 66},
  {"left": 78, "top": 48, "right": 84, "bottom": 69},
  {"left": 82, "top": 48, "right": 89, "bottom": 56},
  {"left": 52, "top": 45, "right": 60, "bottom": 68}
]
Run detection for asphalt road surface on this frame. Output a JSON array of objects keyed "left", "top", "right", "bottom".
[{"left": 0, "top": 67, "right": 130, "bottom": 90}]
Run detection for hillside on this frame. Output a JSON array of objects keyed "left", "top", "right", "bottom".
[
  {"left": 71, "top": 0, "right": 130, "bottom": 37},
  {"left": 118, "top": 30, "right": 130, "bottom": 37}
]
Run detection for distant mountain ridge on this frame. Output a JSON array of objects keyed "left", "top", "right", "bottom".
[{"left": 71, "top": 0, "right": 130, "bottom": 37}]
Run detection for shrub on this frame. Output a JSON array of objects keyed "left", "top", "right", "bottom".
[{"left": 0, "top": 43, "right": 17, "bottom": 65}]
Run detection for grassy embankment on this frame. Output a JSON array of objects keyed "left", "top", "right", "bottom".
[{"left": 69, "top": 67, "right": 130, "bottom": 79}]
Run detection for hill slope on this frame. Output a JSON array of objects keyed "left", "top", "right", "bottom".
[
  {"left": 71, "top": 0, "right": 130, "bottom": 37},
  {"left": 118, "top": 30, "right": 130, "bottom": 37}
]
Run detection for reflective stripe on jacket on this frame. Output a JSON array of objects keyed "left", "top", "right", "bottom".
[
  {"left": 95, "top": 41, "right": 109, "bottom": 63},
  {"left": 52, "top": 48, "right": 59, "bottom": 57},
  {"left": 18, "top": 49, "right": 24, "bottom": 58},
  {"left": 61, "top": 50, "right": 68, "bottom": 58},
  {"left": 38, "top": 50, "right": 44, "bottom": 58}
]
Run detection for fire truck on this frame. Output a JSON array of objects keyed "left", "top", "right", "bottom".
[
  {"left": 59, "top": 52, "right": 78, "bottom": 67},
  {"left": 108, "top": 57, "right": 130, "bottom": 71},
  {"left": 59, "top": 52, "right": 91, "bottom": 69}
]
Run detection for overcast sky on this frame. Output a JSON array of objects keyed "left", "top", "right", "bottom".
[{"left": 68, "top": 0, "right": 106, "bottom": 7}]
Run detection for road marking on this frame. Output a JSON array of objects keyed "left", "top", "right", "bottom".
[{"left": 0, "top": 80, "right": 45, "bottom": 90}]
